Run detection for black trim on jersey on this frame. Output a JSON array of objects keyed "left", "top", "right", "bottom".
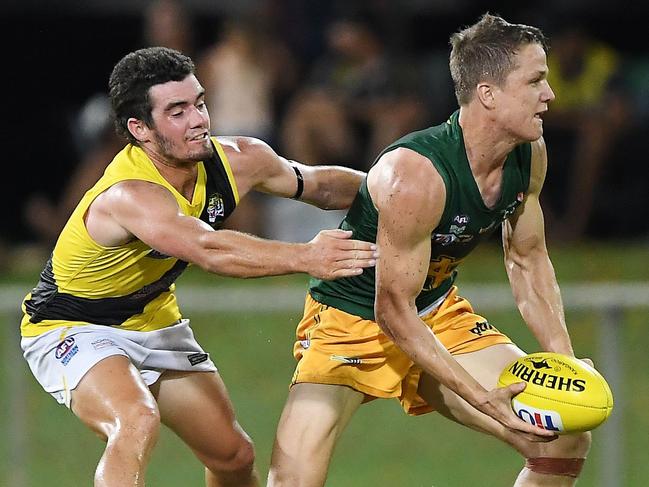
[
  {"left": 24, "top": 140, "right": 238, "bottom": 327},
  {"left": 24, "top": 258, "right": 188, "bottom": 325},
  {"left": 199, "top": 141, "right": 237, "bottom": 228}
]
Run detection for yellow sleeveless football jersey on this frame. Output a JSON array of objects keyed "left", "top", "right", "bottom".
[{"left": 21, "top": 137, "right": 238, "bottom": 337}]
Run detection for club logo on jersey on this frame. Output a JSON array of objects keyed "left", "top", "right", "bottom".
[
  {"left": 207, "top": 193, "right": 225, "bottom": 223},
  {"left": 55, "top": 337, "right": 79, "bottom": 365}
]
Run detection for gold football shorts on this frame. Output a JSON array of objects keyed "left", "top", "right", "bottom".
[{"left": 291, "top": 286, "right": 512, "bottom": 415}]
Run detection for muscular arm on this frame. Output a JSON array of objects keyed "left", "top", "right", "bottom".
[
  {"left": 219, "top": 136, "right": 365, "bottom": 209},
  {"left": 502, "top": 137, "right": 574, "bottom": 355},
  {"left": 370, "top": 148, "right": 556, "bottom": 441},
  {"left": 86, "top": 180, "right": 375, "bottom": 280},
  {"left": 371, "top": 148, "right": 492, "bottom": 408}
]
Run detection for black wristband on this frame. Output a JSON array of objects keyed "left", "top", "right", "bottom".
[{"left": 291, "top": 165, "right": 304, "bottom": 200}]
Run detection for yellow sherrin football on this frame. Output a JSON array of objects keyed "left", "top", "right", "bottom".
[{"left": 497, "top": 352, "right": 614, "bottom": 434}]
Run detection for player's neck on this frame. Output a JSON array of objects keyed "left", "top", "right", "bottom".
[
  {"left": 144, "top": 147, "right": 199, "bottom": 201},
  {"left": 458, "top": 106, "right": 518, "bottom": 172}
]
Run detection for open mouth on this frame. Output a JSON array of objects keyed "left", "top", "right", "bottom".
[
  {"left": 188, "top": 132, "right": 208, "bottom": 142},
  {"left": 534, "top": 110, "right": 547, "bottom": 120}
]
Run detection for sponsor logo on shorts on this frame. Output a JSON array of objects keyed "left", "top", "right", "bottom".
[
  {"left": 330, "top": 354, "right": 362, "bottom": 365},
  {"left": 91, "top": 338, "right": 117, "bottom": 350},
  {"left": 299, "top": 339, "right": 310, "bottom": 350},
  {"left": 469, "top": 321, "right": 497, "bottom": 336},
  {"left": 55, "top": 337, "right": 79, "bottom": 366},
  {"left": 188, "top": 353, "right": 209, "bottom": 366}
]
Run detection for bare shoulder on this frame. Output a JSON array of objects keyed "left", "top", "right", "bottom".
[
  {"left": 87, "top": 179, "right": 177, "bottom": 246},
  {"left": 98, "top": 179, "right": 173, "bottom": 207},
  {"left": 528, "top": 137, "right": 548, "bottom": 194},
  {"left": 368, "top": 147, "right": 445, "bottom": 219},
  {"left": 216, "top": 136, "right": 275, "bottom": 167}
]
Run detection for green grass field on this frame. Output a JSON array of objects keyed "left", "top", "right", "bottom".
[{"left": 1, "top": 241, "right": 648, "bottom": 486}]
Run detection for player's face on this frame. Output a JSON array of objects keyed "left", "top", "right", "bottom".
[
  {"left": 493, "top": 43, "right": 555, "bottom": 142},
  {"left": 147, "top": 74, "right": 213, "bottom": 163}
]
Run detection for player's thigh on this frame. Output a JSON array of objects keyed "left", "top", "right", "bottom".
[
  {"left": 151, "top": 370, "right": 250, "bottom": 462},
  {"left": 71, "top": 355, "right": 160, "bottom": 439},
  {"left": 274, "top": 383, "right": 364, "bottom": 456},
  {"left": 419, "top": 343, "right": 525, "bottom": 435}
]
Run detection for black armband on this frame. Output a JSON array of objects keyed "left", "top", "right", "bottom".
[{"left": 291, "top": 165, "right": 304, "bottom": 200}]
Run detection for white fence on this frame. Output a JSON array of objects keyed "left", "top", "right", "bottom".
[{"left": 2, "top": 282, "right": 648, "bottom": 486}]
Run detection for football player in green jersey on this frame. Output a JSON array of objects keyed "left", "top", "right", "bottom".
[{"left": 269, "top": 14, "right": 590, "bottom": 487}]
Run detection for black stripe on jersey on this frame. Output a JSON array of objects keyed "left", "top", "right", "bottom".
[
  {"left": 24, "top": 258, "right": 188, "bottom": 325},
  {"left": 24, "top": 141, "right": 236, "bottom": 326},
  {"left": 199, "top": 141, "right": 237, "bottom": 229}
]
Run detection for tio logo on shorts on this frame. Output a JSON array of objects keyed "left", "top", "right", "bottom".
[{"left": 512, "top": 398, "right": 563, "bottom": 432}]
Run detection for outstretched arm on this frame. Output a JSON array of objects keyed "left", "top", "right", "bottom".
[
  {"left": 502, "top": 137, "right": 574, "bottom": 355},
  {"left": 219, "top": 136, "right": 365, "bottom": 210},
  {"left": 371, "top": 147, "right": 556, "bottom": 442},
  {"left": 86, "top": 179, "right": 376, "bottom": 280}
]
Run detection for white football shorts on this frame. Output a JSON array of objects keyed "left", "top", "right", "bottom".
[{"left": 21, "top": 319, "right": 217, "bottom": 408}]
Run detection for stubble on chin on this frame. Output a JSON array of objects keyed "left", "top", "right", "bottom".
[
  {"left": 154, "top": 132, "right": 214, "bottom": 163},
  {"left": 188, "top": 139, "right": 214, "bottom": 162}
]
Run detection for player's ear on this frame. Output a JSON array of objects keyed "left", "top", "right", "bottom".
[
  {"left": 476, "top": 82, "right": 496, "bottom": 109},
  {"left": 127, "top": 118, "right": 151, "bottom": 143}
]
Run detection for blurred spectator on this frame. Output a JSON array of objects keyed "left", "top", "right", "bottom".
[
  {"left": 542, "top": 23, "right": 630, "bottom": 242},
  {"left": 142, "top": 0, "right": 195, "bottom": 56},
  {"left": 197, "top": 16, "right": 298, "bottom": 143},
  {"left": 23, "top": 94, "right": 123, "bottom": 249},
  {"left": 196, "top": 15, "right": 299, "bottom": 235},
  {"left": 279, "top": 15, "right": 426, "bottom": 171},
  {"left": 22, "top": 0, "right": 197, "bottom": 251}
]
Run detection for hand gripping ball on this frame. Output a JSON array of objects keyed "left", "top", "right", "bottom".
[{"left": 498, "top": 352, "right": 614, "bottom": 434}]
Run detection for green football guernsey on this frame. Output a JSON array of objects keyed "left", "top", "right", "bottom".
[{"left": 309, "top": 110, "right": 532, "bottom": 320}]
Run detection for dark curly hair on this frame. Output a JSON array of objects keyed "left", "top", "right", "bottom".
[
  {"left": 449, "top": 13, "right": 548, "bottom": 105},
  {"left": 108, "top": 46, "right": 195, "bottom": 145}
]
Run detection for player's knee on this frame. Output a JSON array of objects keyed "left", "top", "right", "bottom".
[
  {"left": 205, "top": 433, "right": 256, "bottom": 476},
  {"left": 114, "top": 403, "right": 161, "bottom": 441},
  {"left": 548, "top": 431, "right": 592, "bottom": 458}
]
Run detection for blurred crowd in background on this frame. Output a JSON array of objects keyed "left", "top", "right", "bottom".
[{"left": 3, "top": 0, "right": 649, "bottom": 271}]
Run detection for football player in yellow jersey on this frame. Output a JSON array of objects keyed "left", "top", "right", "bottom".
[
  {"left": 269, "top": 14, "right": 591, "bottom": 487},
  {"left": 20, "top": 47, "right": 378, "bottom": 487}
]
